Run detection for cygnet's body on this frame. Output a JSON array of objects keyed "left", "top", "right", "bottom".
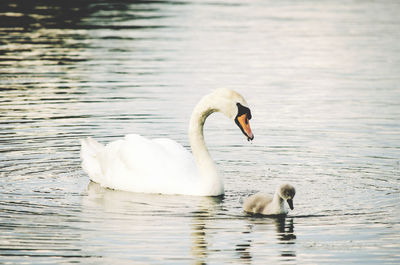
[{"left": 243, "top": 184, "right": 296, "bottom": 215}]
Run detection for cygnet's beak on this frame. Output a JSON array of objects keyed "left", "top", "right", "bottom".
[
  {"left": 287, "top": 199, "right": 294, "bottom": 210},
  {"left": 235, "top": 113, "right": 254, "bottom": 141}
]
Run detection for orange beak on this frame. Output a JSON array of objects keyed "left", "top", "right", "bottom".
[{"left": 236, "top": 113, "right": 254, "bottom": 141}]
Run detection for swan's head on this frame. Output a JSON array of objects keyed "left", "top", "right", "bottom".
[
  {"left": 211, "top": 88, "right": 254, "bottom": 141},
  {"left": 278, "top": 184, "right": 296, "bottom": 210}
]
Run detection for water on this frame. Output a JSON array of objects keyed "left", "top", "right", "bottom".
[{"left": 1, "top": 0, "right": 400, "bottom": 264}]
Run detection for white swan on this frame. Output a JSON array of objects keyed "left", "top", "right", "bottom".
[
  {"left": 80, "top": 88, "right": 254, "bottom": 196},
  {"left": 243, "top": 184, "right": 296, "bottom": 215}
]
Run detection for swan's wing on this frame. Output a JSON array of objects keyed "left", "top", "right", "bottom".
[
  {"left": 120, "top": 135, "right": 195, "bottom": 173},
  {"left": 153, "top": 138, "right": 194, "bottom": 162},
  {"left": 153, "top": 137, "right": 198, "bottom": 179},
  {"left": 99, "top": 134, "right": 197, "bottom": 194},
  {"left": 116, "top": 134, "right": 168, "bottom": 177}
]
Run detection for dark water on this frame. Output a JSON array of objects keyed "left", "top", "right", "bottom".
[{"left": 1, "top": 0, "right": 400, "bottom": 264}]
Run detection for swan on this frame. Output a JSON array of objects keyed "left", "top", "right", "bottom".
[
  {"left": 243, "top": 184, "right": 296, "bottom": 215},
  {"left": 80, "top": 88, "right": 254, "bottom": 196}
]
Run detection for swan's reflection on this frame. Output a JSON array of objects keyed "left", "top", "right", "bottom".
[
  {"left": 190, "top": 196, "right": 223, "bottom": 265},
  {"left": 84, "top": 182, "right": 223, "bottom": 264}
]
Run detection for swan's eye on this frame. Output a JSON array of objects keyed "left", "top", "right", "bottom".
[{"left": 236, "top": 103, "right": 252, "bottom": 119}]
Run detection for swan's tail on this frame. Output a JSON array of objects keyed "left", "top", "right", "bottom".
[{"left": 80, "top": 137, "right": 104, "bottom": 183}]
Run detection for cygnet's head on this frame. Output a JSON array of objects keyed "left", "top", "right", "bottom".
[
  {"left": 278, "top": 184, "right": 296, "bottom": 210},
  {"left": 210, "top": 88, "right": 254, "bottom": 141}
]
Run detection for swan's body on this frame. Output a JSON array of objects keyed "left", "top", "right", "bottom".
[
  {"left": 243, "top": 184, "right": 296, "bottom": 215},
  {"left": 80, "top": 88, "right": 253, "bottom": 196}
]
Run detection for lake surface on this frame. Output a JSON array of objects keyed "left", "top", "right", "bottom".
[{"left": 1, "top": 0, "right": 400, "bottom": 264}]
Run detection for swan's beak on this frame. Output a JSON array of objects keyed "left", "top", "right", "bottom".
[
  {"left": 235, "top": 113, "right": 254, "bottom": 141},
  {"left": 287, "top": 199, "right": 294, "bottom": 210}
]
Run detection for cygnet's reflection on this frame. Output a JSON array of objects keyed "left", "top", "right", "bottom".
[
  {"left": 237, "top": 215, "right": 297, "bottom": 262},
  {"left": 275, "top": 216, "right": 296, "bottom": 242}
]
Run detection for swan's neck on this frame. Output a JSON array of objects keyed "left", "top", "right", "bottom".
[{"left": 189, "top": 95, "right": 223, "bottom": 196}]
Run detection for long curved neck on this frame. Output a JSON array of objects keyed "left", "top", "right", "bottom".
[{"left": 189, "top": 94, "right": 223, "bottom": 196}]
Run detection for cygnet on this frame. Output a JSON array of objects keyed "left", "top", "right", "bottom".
[{"left": 243, "top": 183, "right": 296, "bottom": 215}]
